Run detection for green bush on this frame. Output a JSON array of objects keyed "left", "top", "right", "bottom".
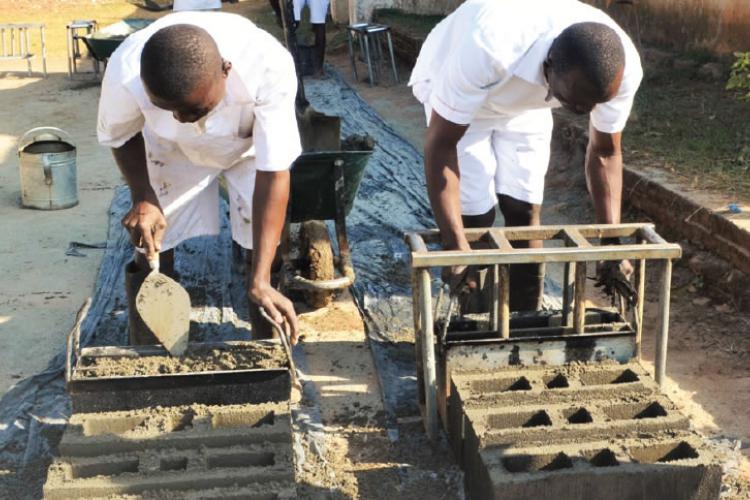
[{"left": 726, "top": 52, "right": 750, "bottom": 99}]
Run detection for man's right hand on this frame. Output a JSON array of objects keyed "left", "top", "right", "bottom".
[{"left": 122, "top": 198, "right": 167, "bottom": 262}]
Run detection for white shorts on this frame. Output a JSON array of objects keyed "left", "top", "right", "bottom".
[
  {"left": 145, "top": 140, "right": 258, "bottom": 252},
  {"left": 424, "top": 104, "right": 553, "bottom": 215},
  {"left": 293, "top": 0, "right": 329, "bottom": 23}
]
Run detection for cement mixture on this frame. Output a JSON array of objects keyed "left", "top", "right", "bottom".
[{"left": 76, "top": 345, "right": 287, "bottom": 378}]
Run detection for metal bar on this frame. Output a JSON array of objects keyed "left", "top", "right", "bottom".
[
  {"left": 639, "top": 225, "right": 668, "bottom": 245},
  {"left": 66, "top": 25, "right": 73, "bottom": 77},
  {"left": 655, "top": 259, "right": 672, "bottom": 386},
  {"left": 417, "top": 223, "right": 653, "bottom": 243},
  {"left": 563, "top": 228, "right": 592, "bottom": 247},
  {"left": 2, "top": 28, "right": 6, "bottom": 57},
  {"left": 446, "top": 322, "right": 634, "bottom": 342},
  {"left": 418, "top": 268, "right": 438, "bottom": 440},
  {"left": 346, "top": 29, "right": 358, "bottom": 81},
  {"left": 574, "top": 261, "right": 587, "bottom": 333},
  {"left": 405, "top": 231, "right": 428, "bottom": 253},
  {"left": 490, "top": 265, "right": 499, "bottom": 332},
  {"left": 411, "top": 269, "right": 425, "bottom": 407},
  {"left": 65, "top": 299, "right": 91, "bottom": 384},
  {"left": 499, "top": 265, "right": 510, "bottom": 339},
  {"left": 635, "top": 257, "right": 646, "bottom": 359},
  {"left": 385, "top": 30, "right": 399, "bottom": 83},
  {"left": 562, "top": 262, "right": 574, "bottom": 326},
  {"left": 410, "top": 243, "right": 681, "bottom": 268},
  {"left": 25, "top": 28, "right": 31, "bottom": 76},
  {"left": 362, "top": 33, "right": 374, "bottom": 87},
  {"left": 488, "top": 230, "right": 514, "bottom": 251},
  {"left": 40, "top": 25, "right": 47, "bottom": 77}
]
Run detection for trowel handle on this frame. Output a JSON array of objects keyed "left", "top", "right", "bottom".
[{"left": 148, "top": 253, "right": 160, "bottom": 273}]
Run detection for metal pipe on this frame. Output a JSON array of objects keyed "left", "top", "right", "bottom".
[
  {"left": 490, "top": 265, "right": 499, "bottom": 332},
  {"left": 499, "top": 265, "right": 510, "bottom": 339},
  {"left": 409, "top": 243, "right": 680, "bottom": 268},
  {"left": 574, "top": 261, "right": 587, "bottom": 333},
  {"left": 40, "top": 25, "right": 47, "bottom": 77},
  {"left": 386, "top": 30, "right": 399, "bottom": 83},
  {"left": 635, "top": 257, "right": 646, "bottom": 359},
  {"left": 419, "top": 268, "right": 438, "bottom": 440},
  {"left": 562, "top": 262, "right": 574, "bottom": 327},
  {"left": 411, "top": 269, "right": 425, "bottom": 407},
  {"left": 655, "top": 259, "right": 672, "bottom": 386}
]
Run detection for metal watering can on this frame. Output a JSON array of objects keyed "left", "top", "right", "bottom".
[{"left": 18, "top": 127, "right": 78, "bottom": 210}]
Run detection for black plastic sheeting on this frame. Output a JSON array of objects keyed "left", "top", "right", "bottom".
[{"left": 0, "top": 68, "right": 558, "bottom": 482}]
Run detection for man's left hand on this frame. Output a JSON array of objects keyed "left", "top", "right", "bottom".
[
  {"left": 595, "top": 259, "right": 637, "bottom": 306},
  {"left": 248, "top": 281, "right": 299, "bottom": 344}
]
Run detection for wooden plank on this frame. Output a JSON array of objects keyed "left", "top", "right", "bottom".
[
  {"left": 563, "top": 228, "right": 592, "bottom": 248},
  {"left": 574, "top": 262, "right": 587, "bottom": 334},
  {"left": 488, "top": 230, "right": 514, "bottom": 251}
]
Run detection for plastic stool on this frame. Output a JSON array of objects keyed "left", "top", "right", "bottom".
[
  {"left": 67, "top": 20, "right": 99, "bottom": 78},
  {"left": 346, "top": 23, "right": 398, "bottom": 87}
]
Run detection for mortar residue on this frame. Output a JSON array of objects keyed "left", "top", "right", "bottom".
[{"left": 76, "top": 345, "right": 287, "bottom": 378}]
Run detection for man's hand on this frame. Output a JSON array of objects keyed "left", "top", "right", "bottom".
[
  {"left": 122, "top": 198, "right": 167, "bottom": 262},
  {"left": 595, "top": 259, "right": 636, "bottom": 306},
  {"left": 248, "top": 280, "right": 299, "bottom": 344}
]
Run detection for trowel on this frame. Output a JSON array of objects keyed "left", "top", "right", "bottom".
[{"left": 135, "top": 254, "right": 191, "bottom": 356}]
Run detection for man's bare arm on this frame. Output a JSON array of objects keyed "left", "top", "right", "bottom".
[
  {"left": 112, "top": 133, "right": 166, "bottom": 260},
  {"left": 424, "top": 111, "right": 470, "bottom": 250},
  {"left": 585, "top": 124, "right": 623, "bottom": 225},
  {"left": 248, "top": 169, "right": 298, "bottom": 341}
]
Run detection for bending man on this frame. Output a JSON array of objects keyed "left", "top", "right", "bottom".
[
  {"left": 409, "top": 0, "right": 643, "bottom": 310},
  {"left": 97, "top": 12, "right": 301, "bottom": 342}
]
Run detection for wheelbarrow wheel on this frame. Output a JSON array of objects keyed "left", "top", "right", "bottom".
[{"left": 300, "top": 220, "right": 335, "bottom": 308}]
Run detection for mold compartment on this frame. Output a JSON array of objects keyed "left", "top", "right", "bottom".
[
  {"left": 160, "top": 457, "right": 189, "bottom": 471},
  {"left": 70, "top": 458, "right": 139, "bottom": 479},
  {"left": 489, "top": 410, "right": 552, "bottom": 429},
  {"left": 470, "top": 376, "right": 532, "bottom": 393},
  {"left": 207, "top": 451, "right": 275, "bottom": 469},
  {"left": 586, "top": 449, "right": 620, "bottom": 467},
  {"left": 211, "top": 409, "right": 275, "bottom": 429},
  {"left": 603, "top": 401, "right": 668, "bottom": 421},
  {"left": 629, "top": 441, "right": 699, "bottom": 464},
  {"left": 169, "top": 411, "right": 195, "bottom": 432},
  {"left": 579, "top": 368, "right": 639, "bottom": 386},
  {"left": 563, "top": 407, "right": 593, "bottom": 424},
  {"left": 544, "top": 373, "right": 570, "bottom": 389},
  {"left": 81, "top": 415, "right": 147, "bottom": 437},
  {"left": 502, "top": 452, "right": 573, "bottom": 473}
]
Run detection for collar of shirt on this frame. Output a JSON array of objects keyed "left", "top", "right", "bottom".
[{"left": 510, "top": 34, "right": 554, "bottom": 88}]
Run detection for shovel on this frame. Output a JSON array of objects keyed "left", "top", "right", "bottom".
[{"left": 135, "top": 254, "right": 191, "bottom": 356}]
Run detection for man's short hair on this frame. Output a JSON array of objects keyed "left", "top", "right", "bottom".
[
  {"left": 548, "top": 22, "right": 625, "bottom": 99},
  {"left": 140, "top": 24, "right": 221, "bottom": 101}
]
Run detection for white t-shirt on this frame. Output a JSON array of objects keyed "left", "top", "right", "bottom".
[
  {"left": 409, "top": 0, "right": 643, "bottom": 134},
  {"left": 97, "top": 12, "right": 301, "bottom": 172}
]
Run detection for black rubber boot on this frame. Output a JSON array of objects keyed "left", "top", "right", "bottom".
[{"left": 509, "top": 263, "right": 545, "bottom": 312}]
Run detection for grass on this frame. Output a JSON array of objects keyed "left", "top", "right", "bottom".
[{"left": 626, "top": 59, "right": 750, "bottom": 198}]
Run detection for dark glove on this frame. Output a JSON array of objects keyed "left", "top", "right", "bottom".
[{"left": 595, "top": 259, "right": 637, "bottom": 307}]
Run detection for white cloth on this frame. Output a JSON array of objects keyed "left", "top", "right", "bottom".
[
  {"left": 409, "top": 0, "right": 642, "bottom": 209},
  {"left": 293, "top": 0, "right": 329, "bottom": 23},
  {"left": 98, "top": 12, "right": 301, "bottom": 250},
  {"left": 173, "top": 0, "right": 221, "bottom": 11}
]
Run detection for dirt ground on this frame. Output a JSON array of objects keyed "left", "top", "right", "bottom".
[{"left": 1, "top": 0, "right": 749, "bottom": 498}]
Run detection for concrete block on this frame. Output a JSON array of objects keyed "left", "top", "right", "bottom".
[{"left": 449, "top": 362, "right": 722, "bottom": 500}]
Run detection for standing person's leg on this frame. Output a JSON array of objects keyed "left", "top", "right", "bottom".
[
  {"left": 492, "top": 121, "right": 553, "bottom": 312},
  {"left": 269, "top": 0, "right": 283, "bottom": 27},
  {"left": 309, "top": 0, "right": 329, "bottom": 74}
]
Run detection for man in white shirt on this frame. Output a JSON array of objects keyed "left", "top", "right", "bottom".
[
  {"left": 292, "top": 0, "right": 329, "bottom": 74},
  {"left": 409, "top": 0, "right": 643, "bottom": 310},
  {"left": 97, "top": 12, "right": 301, "bottom": 342}
]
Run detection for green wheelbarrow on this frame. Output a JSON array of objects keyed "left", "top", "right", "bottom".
[
  {"left": 81, "top": 19, "right": 154, "bottom": 65},
  {"left": 282, "top": 138, "right": 374, "bottom": 308}
]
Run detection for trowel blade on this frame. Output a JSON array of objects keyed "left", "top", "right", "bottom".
[{"left": 135, "top": 271, "right": 191, "bottom": 357}]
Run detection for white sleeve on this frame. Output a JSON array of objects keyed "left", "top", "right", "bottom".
[
  {"left": 429, "top": 29, "right": 505, "bottom": 126},
  {"left": 590, "top": 49, "right": 643, "bottom": 134},
  {"left": 252, "top": 51, "right": 301, "bottom": 172},
  {"left": 97, "top": 58, "right": 144, "bottom": 148}
]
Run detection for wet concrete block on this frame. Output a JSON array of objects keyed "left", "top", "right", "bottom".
[
  {"left": 449, "top": 363, "right": 722, "bottom": 499},
  {"left": 45, "top": 402, "right": 296, "bottom": 499}
]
